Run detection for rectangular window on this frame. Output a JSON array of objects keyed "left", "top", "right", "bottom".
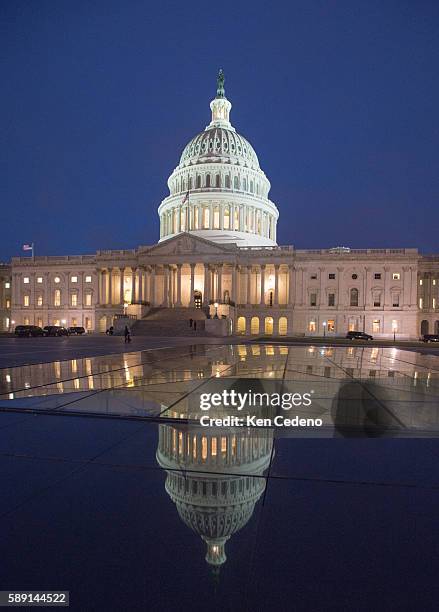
[
  {"left": 5, "top": 282, "right": 10, "bottom": 289},
  {"left": 310, "top": 293, "right": 317, "bottom": 307},
  {"left": 392, "top": 273, "right": 400, "bottom": 280},
  {"left": 71, "top": 294, "right": 78, "bottom": 306},
  {"left": 54, "top": 289, "right": 61, "bottom": 307},
  {"left": 392, "top": 320, "right": 398, "bottom": 331},
  {"left": 85, "top": 275, "right": 92, "bottom": 283},
  {"left": 373, "top": 293, "right": 381, "bottom": 307},
  {"left": 85, "top": 293, "right": 92, "bottom": 306},
  {"left": 72, "top": 317, "right": 77, "bottom": 327},
  {"left": 433, "top": 280, "right": 437, "bottom": 286},
  {"left": 6, "top": 299, "right": 10, "bottom": 308},
  {"left": 434, "top": 298, "right": 437, "bottom": 308},
  {"left": 37, "top": 295, "right": 43, "bottom": 306},
  {"left": 374, "top": 273, "right": 381, "bottom": 280},
  {"left": 71, "top": 276, "right": 78, "bottom": 283},
  {"left": 328, "top": 273, "right": 335, "bottom": 279},
  {"left": 327, "top": 319, "right": 335, "bottom": 332},
  {"left": 310, "top": 274, "right": 317, "bottom": 280},
  {"left": 419, "top": 279, "right": 423, "bottom": 286},
  {"left": 23, "top": 295, "right": 30, "bottom": 307},
  {"left": 37, "top": 318, "right": 43, "bottom": 328},
  {"left": 419, "top": 298, "right": 423, "bottom": 308},
  {"left": 24, "top": 317, "right": 30, "bottom": 325},
  {"left": 308, "top": 320, "right": 316, "bottom": 332},
  {"left": 372, "top": 319, "right": 380, "bottom": 333},
  {"left": 392, "top": 294, "right": 400, "bottom": 307},
  {"left": 328, "top": 293, "right": 335, "bottom": 307},
  {"left": 23, "top": 277, "right": 29, "bottom": 284},
  {"left": 37, "top": 277, "right": 43, "bottom": 283}
]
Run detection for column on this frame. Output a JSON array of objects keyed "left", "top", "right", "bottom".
[
  {"left": 161, "top": 266, "right": 169, "bottom": 306},
  {"left": 383, "top": 266, "right": 391, "bottom": 307},
  {"left": 247, "top": 266, "right": 252, "bottom": 305},
  {"left": 97, "top": 269, "right": 103, "bottom": 305},
  {"left": 410, "top": 267, "right": 417, "bottom": 307},
  {"left": 203, "top": 264, "right": 210, "bottom": 306},
  {"left": 177, "top": 208, "right": 181, "bottom": 233},
  {"left": 232, "top": 265, "right": 238, "bottom": 305},
  {"left": 108, "top": 268, "right": 113, "bottom": 305},
  {"left": 119, "top": 267, "right": 125, "bottom": 304},
  {"left": 260, "top": 265, "right": 266, "bottom": 305},
  {"left": 217, "top": 265, "right": 223, "bottom": 302},
  {"left": 190, "top": 263, "right": 195, "bottom": 306},
  {"left": 219, "top": 204, "right": 224, "bottom": 230},
  {"left": 138, "top": 267, "right": 143, "bottom": 302},
  {"left": 176, "top": 264, "right": 182, "bottom": 306},
  {"left": 288, "top": 265, "right": 294, "bottom": 306},
  {"left": 274, "top": 264, "right": 279, "bottom": 306},
  {"left": 337, "top": 267, "right": 343, "bottom": 308},
  {"left": 150, "top": 265, "right": 156, "bottom": 306},
  {"left": 132, "top": 268, "right": 137, "bottom": 304}
]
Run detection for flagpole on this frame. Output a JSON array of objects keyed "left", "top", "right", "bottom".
[{"left": 32, "top": 242, "right": 34, "bottom": 261}]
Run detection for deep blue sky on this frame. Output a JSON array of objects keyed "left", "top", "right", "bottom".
[{"left": 1, "top": 0, "right": 439, "bottom": 260}]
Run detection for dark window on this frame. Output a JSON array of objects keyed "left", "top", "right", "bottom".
[
  {"left": 374, "top": 273, "right": 381, "bottom": 280},
  {"left": 310, "top": 293, "right": 317, "bottom": 307},
  {"left": 310, "top": 274, "right": 317, "bottom": 280},
  {"left": 328, "top": 293, "right": 335, "bottom": 307},
  {"left": 374, "top": 299, "right": 381, "bottom": 307},
  {"left": 328, "top": 273, "right": 335, "bottom": 279},
  {"left": 350, "top": 288, "right": 359, "bottom": 306},
  {"left": 352, "top": 274, "right": 358, "bottom": 280}
]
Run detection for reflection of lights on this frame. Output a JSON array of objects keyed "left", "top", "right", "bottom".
[
  {"left": 61, "top": 319, "right": 66, "bottom": 325},
  {"left": 6, "top": 374, "right": 11, "bottom": 383},
  {"left": 427, "top": 372, "right": 431, "bottom": 387},
  {"left": 24, "top": 382, "right": 30, "bottom": 389},
  {"left": 308, "top": 346, "right": 315, "bottom": 354},
  {"left": 71, "top": 359, "right": 77, "bottom": 373},
  {"left": 85, "top": 358, "right": 92, "bottom": 375},
  {"left": 88, "top": 376, "right": 94, "bottom": 390},
  {"left": 9, "top": 392, "right": 14, "bottom": 400},
  {"left": 215, "top": 369, "right": 220, "bottom": 378},
  {"left": 74, "top": 378, "right": 80, "bottom": 390}
]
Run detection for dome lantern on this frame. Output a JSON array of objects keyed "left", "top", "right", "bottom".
[{"left": 208, "top": 69, "right": 233, "bottom": 130}]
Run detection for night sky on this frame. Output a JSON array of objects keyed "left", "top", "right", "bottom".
[{"left": 2, "top": 0, "right": 439, "bottom": 261}]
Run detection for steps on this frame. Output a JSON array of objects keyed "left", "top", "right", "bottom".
[{"left": 130, "top": 307, "right": 208, "bottom": 336}]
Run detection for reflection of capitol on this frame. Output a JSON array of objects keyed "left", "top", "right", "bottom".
[{"left": 156, "top": 420, "right": 273, "bottom": 571}]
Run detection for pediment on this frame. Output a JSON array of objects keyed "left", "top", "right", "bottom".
[{"left": 143, "top": 233, "right": 234, "bottom": 257}]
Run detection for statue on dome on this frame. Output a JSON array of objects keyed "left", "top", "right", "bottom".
[{"left": 216, "top": 69, "right": 225, "bottom": 98}]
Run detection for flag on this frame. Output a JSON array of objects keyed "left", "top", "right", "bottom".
[
  {"left": 23, "top": 244, "right": 33, "bottom": 251},
  {"left": 182, "top": 190, "right": 189, "bottom": 204}
]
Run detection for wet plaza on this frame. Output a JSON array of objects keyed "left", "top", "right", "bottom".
[{"left": 0, "top": 342, "right": 438, "bottom": 611}]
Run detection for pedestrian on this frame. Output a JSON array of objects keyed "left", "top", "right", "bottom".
[
  {"left": 193, "top": 320, "right": 197, "bottom": 331},
  {"left": 124, "top": 325, "right": 130, "bottom": 343},
  {"left": 189, "top": 318, "right": 193, "bottom": 328}
]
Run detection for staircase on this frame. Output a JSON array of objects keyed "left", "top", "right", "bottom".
[{"left": 130, "top": 306, "right": 209, "bottom": 336}]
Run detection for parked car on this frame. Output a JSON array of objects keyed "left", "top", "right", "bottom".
[
  {"left": 68, "top": 326, "right": 86, "bottom": 335},
  {"left": 421, "top": 334, "right": 439, "bottom": 343},
  {"left": 14, "top": 325, "right": 44, "bottom": 337},
  {"left": 43, "top": 325, "right": 69, "bottom": 337},
  {"left": 346, "top": 331, "right": 373, "bottom": 341}
]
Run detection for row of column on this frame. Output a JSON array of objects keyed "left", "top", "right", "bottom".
[{"left": 160, "top": 203, "right": 276, "bottom": 241}]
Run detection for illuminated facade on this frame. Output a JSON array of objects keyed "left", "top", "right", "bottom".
[{"left": 1, "top": 72, "right": 439, "bottom": 339}]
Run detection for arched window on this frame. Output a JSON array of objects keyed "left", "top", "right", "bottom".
[
  {"left": 205, "top": 174, "right": 211, "bottom": 187},
  {"left": 250, "top": 180, "right": 254, "bottom": 193},
  {"left": 264, "top": 316, "right": 273, "bottom": 335},
  {"left": 196, "top": 175, "right": 201, "bottom": 189},
  {"left": 350, "top": 288, "right": 359, "bottom": 307},
  {"left": 243, "top": 177, "right": 247, "bottom": 191},
  {"left": 250, "top": 316, "right": 260, "bottom": 335},
  {"left": 237, "top": 316, "right": 246, "bottom": 334},
  {"left": 233, "top": 176, "right": 239, "bottom": 189},
  {"left": 421, "top": 320, "right": 429, "bottom": 335},
  {"left": 54, "top": 289, "right": 61, "bottom": 307},
  {"left": 188, "top": 176, "right": 192, "bottom": 190},
  {"left": 215, "top": 174, "right": 220, "bottom": 187},
  {"left": 278, "top": 317, "right": 287, "bottom": 336},
  {"left": 225, "top": 175, "right": 231, "bottom": 189}
]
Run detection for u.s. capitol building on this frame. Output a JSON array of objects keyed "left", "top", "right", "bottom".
[{"left": 1, "top": 71, "right": 438, "bottom": 339}]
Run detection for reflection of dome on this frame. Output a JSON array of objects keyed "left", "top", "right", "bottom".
[
  {"left": 179, "top": 127, "right": 260, "bottom": 170},
  {"left": 156, "top": 424, "right": 273, "bottom": 571}
]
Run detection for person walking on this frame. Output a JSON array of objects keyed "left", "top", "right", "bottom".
[
  {"left": 124, "top": 325, "right": 130, "bottom": 343},
  {"left": 189, "top": 318, "right": 193, "bottom": 328},
  {"left": 193, "top": 320, "right": 197, "bottom": 331}
]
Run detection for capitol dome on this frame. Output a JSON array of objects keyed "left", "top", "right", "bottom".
[{"left": 158, "top": 70, "right": 279, "bottom": 247}]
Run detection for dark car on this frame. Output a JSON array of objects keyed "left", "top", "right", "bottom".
[
  {"left": 421, "top": 334, "right": 439, "bottom": 343},
  {"left": 14, "top": 325, "right": 44, "bottom": 337},
  {"left": 68, "top": 326, "right": 86, "bottom": 335},
  {"left": 43, "top": 325, "right": 69, "bottom": 337},
  {"left": 346, "top": 331, "right": 373, "bottom": 341}
]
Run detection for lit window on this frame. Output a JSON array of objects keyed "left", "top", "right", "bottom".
[
  {"left": 419, "top": 279, "right": 423, "bottom": 286},
  {"left": 71, "top": 294, "right": 78, "bottom": 306},
  {"left": 37, "top": 295, "right": 43, "bottom": 306},
  {"left": 23, "top": 295, "right": 30, "bottom": 307},
  {"left": 372, "top": 320, "right": 380, "bottom": 333},
  {"left": 433, "top": 280, "right": 436, "bottom": 286},
  {"left": 85, "top": 275, "right": 92, "bottom": 283},
  {"left": 6, "top": 299, "right": 10, "bottom": 308},
  {"left": 54, "top": 276, "right": 60, "bottom": 283},
  {"left": 24, "top": 317, "right": 30, "bottom": 325},
  {"left": 433, "top": 298, "right": 436, "bottom": 309},
  {"left": 392, "top": 273, "right": 400, "bottom": 280},
  {"left": 72, "top": 318, "right": 77, "bottom": 327},
  {"left": 327, "top": 319, "right": 335, "bottom": 332},
  {"left": 5, "top": 282, "right": 10, "bottom": 289},
  {"left": 37, "top": 277, "right": 43, "bottom": 283},
  {"left": 392, "top": 320, "right": 398, "bottom": 331},
  {"left": 23, "top": 277, "right": 29, "bottom": 284},
  {"left": 85, "top": 317, "right": 92, "bottom": 330},
  {"left": 419, "top": 298, "right": 423, "bottom": 308},
  {"left": 308, "top": 320, "right": 316, "bottom": 332},
  {"left": 71, "top": 276, "right": 78, "bottom": 283},
  {"left": 37, "top": 318, "right": 43, "bottom": 328},
  {"left": 54, "top": 289, "right": 61, "bottom": 306},
  {"left": 85, "top": 293, "right": 92, "bottom": 306}
]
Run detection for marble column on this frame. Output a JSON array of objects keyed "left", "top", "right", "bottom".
[
  {"left": 119, "top": 268, "right": 125, "bottom": 304},
  {"left": 247, "top": 266, "right": 252, "bottom": 305},
  {"left": 150, "top": 266, "right": 156, "bottom": 306},
  {"left": 108, "top": 268, "right": 113, "bottom": 305},
  {"left": 217, "top": 265, "right": 223, "bottom": 302},
  {"left": 138, "top": 267, "right": 143, "bottom": 303},
  {"left": 203, "top": 264, "right": 210, "bottom": 306},
  {"left": 232, "top": 265, "right": 238, "bottom": 305},
  {"left": 190, "top": 263, "right": 195, "bottom": 306},
  {"left": 274, "top": 265, "right": 279, "bottom": 306},
  {"left": 176, "top": 264, "right": 182, "bottom": 306},
  {"left": 288, "top": 265, "right": 294, "bottom": 306},
  {"left": 131, "top": 268, "right": 137, "bottom": 303},
  {"left": 260, "top": 265, "right": 266, "bottom": 305}
]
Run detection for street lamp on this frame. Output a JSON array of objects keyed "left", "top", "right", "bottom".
[
  {"left": 214, "top": 302, "right": 219, "bottom": 319},
  {"left": 323, "top": 321, "right": 327, "bottom": 337}
]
